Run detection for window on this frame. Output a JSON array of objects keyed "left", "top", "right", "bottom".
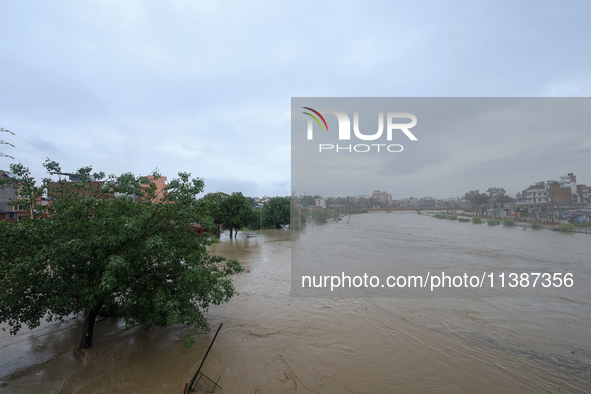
[{"left": 18, "top": 204, "right": 24, "bottom": 210}]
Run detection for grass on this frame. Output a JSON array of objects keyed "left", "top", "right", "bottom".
[
  {"left": 530, "top": 221, "right": 544, "bottom": 230},
  {"left": 551, "top": 222, "right": 575, "bottom": 232},
  {"left": 487, "top": 219, "right": 500, "bottom": 225},
  {"left": 472, "top": 216, "right": 482, "bottom": 224},
  {"left": 434, "top": 213, "right": 458, "bottom": 220},
  {"left": 458, "top": 218, "right": 470, "bottom": 222}
]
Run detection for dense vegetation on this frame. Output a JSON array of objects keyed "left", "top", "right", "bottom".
[{"left": 0, "top": 161, "right": 243, "bottom": 349}]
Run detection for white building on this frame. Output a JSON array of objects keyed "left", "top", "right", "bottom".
[{"left": 315, "top": 198, "right": 326, "bottom": 209}]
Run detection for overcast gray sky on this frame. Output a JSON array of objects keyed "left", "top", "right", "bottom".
[{"left": 1, "top": 1, "right": 590, "bottom": 198}]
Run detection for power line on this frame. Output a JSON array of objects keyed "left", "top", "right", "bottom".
[
  {"left": 2, "top": 138, "right": 49, "bottom": 162},
  {"left": 0, "top": 128, "right": 15, "bottom": 135},
  {"left": 1, "top": 127, "right": 71, "bottom": 163},
  {"left": 0, "top": 153, "right": 47, "bottom": 172},
  {"left": 1, "top": 140, "right": 15, "bottom": 148}
]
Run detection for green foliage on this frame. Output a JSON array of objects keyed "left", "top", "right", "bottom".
[
  {"left": 198, "top": 192, "right": 228, "bottom": 237},
  {"left": 433, "top": 213, "right": 457, "bottom": 220},
  {"left": 262, "top": 197, "right": 290, "bottom": 229},
  {"left": 313, "top": 210, "right": 329, "bottom": 224},
  {"left": 458, "top": 218, "right": 470, "bottom": 222},
  {"left": 486, "top": 187, "right": 513, "bottom": 203},
  {"left": 357, "top": 197, "right": 385, "bottom": 208},
  {"left": 299, "top": 195, "right": 322, "bottom": 207},
  {"left": 464, "top": 190, "right": 490, "bottom": 205},
  {"left": 552, "top": 222, "right": 575, "bottom": 232},
  {"left": 530, "top": 221, "right": 544, "bottom": 230},
  {"left": 0, "top": 161, "right": 243, "bottom": 349},
  {"left": 472, "top": 216, "right": 482, "bottom": 223},
  {"left": 0, "top": 163, "right": 44, "bottom": 217},
  {"left": 503, "top": 218, "right": 516, "bottom": 226},
  {"left": 221, "top": 192, "right": 253, "bottom": 237},
  {"left": 245, "top": 206, "right": 263, "bottom": 231},
  {"left": 487, "top": 218, "right": 500, "bottom": 225},
  {"left": 464, "top": 187, "right": 512, "bottom": 206},
  {"left": 199, "top": 192, "right": 257, "bottom": 237}
]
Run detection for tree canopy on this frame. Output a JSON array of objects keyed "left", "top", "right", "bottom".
[
  {"left": 464, "top": 190, "right": 490, "bottom": 205},
  {"left": 0, "top": 161, "right": 243, "bottom": 349},
  {"left": 465, "top": 188, "right": 513, "bottom": 206},
  {"left": 262, "top": 196, "right": 291, "bottom": 229},
  {"left": 221, "top": 192, "right": 254, "bottom": 238},
  {"left": 198, "top": 191, "right": 228, "bottom": 237},
  {"left": 299, "top": 195, "right": 322, "bottom": 206},
  {"left": 199, "top": 191, "right": 256, "bottom": 238},
  {"left": 486, "top": 187, "right": 513, "bottom": 203}
]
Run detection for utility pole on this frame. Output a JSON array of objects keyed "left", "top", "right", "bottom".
[
  {"left": 550, "top": 190, "right": 554, "bottom": 222},
  {"left": 532, "top": 188, "right": 537, "bottom": 222}
]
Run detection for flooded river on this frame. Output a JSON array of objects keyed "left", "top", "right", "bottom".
[{"left": 1, "top": 212, "right": 590, "bottom": 393}]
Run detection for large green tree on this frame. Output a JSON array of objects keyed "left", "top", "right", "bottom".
[
  {"left": 199, "top": 191, "right": 228, "bottom": 237},
  {"left": 464, "top": 190, "right": 490, "bottom": 205},
  {"left": 0, "top": 161, "right": 243, "bottom": 349},
  {"left": 486, "top": 187, "right": 513, "bottom": 203},
  {"left": 221, "top": 192, "right": 253, "bottom": 238},
  {"left": 262, "top": 196, "right": 291, "bottom": 229}
]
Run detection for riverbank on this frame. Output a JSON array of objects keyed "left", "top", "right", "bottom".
[{"left": 426, "top": 212, "right": 591, "bottom": 234}]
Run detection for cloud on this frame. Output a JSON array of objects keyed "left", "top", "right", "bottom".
[{"left": 1, "top": 1, "right": 591, "bottom": 198}]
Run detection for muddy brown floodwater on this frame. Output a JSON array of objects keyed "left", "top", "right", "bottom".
[{"left": 1, "top": 212, "right": 590, "bottom": 393}]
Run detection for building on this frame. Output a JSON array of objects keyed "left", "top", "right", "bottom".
[
  {"left": 519, "top": 183, "right": 548, "bottom": 204},
  {"left": 0, "top": 210, "right": 18, "bottom": 221},
  {"left": 514, "top": 173, "right": 587, "bottom": 221},
  {"left": 560, "top": 173, "right": 578, "bottom": 201},
  {"left": 315, "top": 198, "right": 326, "bottom": 209},
  {"left": 46, "top": 173, "right": 115, "bottom": 202},
  {"left": 0, "top": 169, "right": 29, "bottom": 220},
  {"left": 140, "top": 174, "right": 168, "bottom": 201},
  {"left": 577, "top": 184, "right": 590, "bottom": 204},
  {"left": 371, "top": 190, "right": 393, "bottom": 205}
]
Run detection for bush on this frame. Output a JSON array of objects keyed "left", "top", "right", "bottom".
[
  {"left": 487, "top": 219, "right": 500, "bottom": 225},
  {"left": 458, "top": 218, "right": 470, "bottom": 222},
  {"left": 530, "top": 221, "right": 544, "bottom": 230},
  {"left": 434, "top": 213, "right": 458, "bottom": 220},
  {"left": 472, "top": 216, "right": 482, "bottom": 224},
  {"left": 552, "top": 222, "right": 575, "bottom": 232},
  {"left": 503, "top": 218, "right": 516, "bottom": 227}
]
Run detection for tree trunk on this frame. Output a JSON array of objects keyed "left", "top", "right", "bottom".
[
  {"left": 229, "top": 228, "right": 233, "bottom": 239},
  {"left": 79, "top": 301, "right": 103, "bottom": 349},
  {"left": 234, "top": 228, "right": 238, "bottom": 238}
]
